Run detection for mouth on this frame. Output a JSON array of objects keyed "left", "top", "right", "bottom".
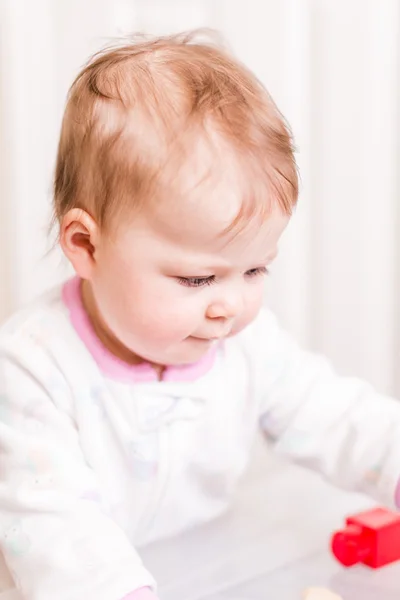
[{"left": 190, "top": 334, "right": 229, "bottom": 342}]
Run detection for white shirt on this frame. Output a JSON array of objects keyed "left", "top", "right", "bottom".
[{"left": 0, "top": 277, "right": 400, "bottom": 600}]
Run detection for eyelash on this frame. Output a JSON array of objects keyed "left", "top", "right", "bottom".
[{"left": 177, "top": 267, "right": 269, "bottom": 288}]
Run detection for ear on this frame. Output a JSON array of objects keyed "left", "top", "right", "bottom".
[{"left": 60, "top": 209, "right": 100, "bottom": 280}]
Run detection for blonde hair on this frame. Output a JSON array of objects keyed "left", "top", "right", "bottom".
[{"left": 53, "top": 30, "right": 298, "bottom": 234}]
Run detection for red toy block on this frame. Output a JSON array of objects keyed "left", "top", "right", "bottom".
[{"left": 331, "top": 507, "right": 400, "bottom": 568}]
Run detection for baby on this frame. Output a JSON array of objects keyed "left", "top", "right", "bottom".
[{"left": 1, "top": 30, "right": 400, "bottom": 600}]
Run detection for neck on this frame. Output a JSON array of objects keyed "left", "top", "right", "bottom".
[{"left": 80, "top": 279, "right": 165, "bottom": 380}]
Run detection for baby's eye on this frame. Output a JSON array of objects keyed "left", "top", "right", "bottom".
[
  {"left": 177, "top": 276, "right": 216, "bottom": 288},
  {"left": 245, "top": 267, "right": 269, "bottom": 279}
]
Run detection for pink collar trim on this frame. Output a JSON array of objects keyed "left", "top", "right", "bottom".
[{"left": 62, "top": 277, "right": 218, "bottom": 383}]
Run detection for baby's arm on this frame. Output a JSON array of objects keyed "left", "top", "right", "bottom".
[
  {"left": 0, "top": 337, "right": 156, "bottom": 600},
  {"left": 251, "top": 310, "right": 400, "bottom": 507}
]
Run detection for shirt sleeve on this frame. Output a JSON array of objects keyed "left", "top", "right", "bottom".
[
  {"left": 0, "top": 335, "right": 156, "bottom": 600},
  {"left": 250, "top": 309, "right": 400, "bottom": 508},
  {"left": 121, "top": 588, "right": 159, "bottom": 600}
]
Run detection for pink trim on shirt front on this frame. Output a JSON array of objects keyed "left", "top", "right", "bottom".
[{"left": 62, "top": 277, "right": 218, "bottom": 383}]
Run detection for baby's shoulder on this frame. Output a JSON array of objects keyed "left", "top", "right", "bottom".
[
  {"left": 0, "top": 283, "right": 70, "bottom": 354},
  {"left": 0, "top": 283, "right": 85, "bottom": 415}
]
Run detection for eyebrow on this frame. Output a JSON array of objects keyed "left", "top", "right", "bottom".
[{"left": 168, "top": 252, "right": 279, "bottom": 273}]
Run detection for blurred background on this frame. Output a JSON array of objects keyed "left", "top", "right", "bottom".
[{"left": 0, "top": 0, "right": 399, "bottom": 394}]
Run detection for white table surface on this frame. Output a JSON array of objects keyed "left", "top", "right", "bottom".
[
  {"left": 1, "top": 445, "right": 398, "bottom": 600},
  {"left": 141, "top": 445, "right": 400, "bottom": 600}
]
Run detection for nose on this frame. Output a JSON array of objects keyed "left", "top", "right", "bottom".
[{"left": 206, "top": 290, "right": 244, "bottom": 321}]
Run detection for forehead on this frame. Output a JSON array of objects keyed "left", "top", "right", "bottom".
[
  {"left": 151, "top": 132, "right": 287, "bottom": 245},
  {"left": 126, "top": 196, "right": 288, "bottom": 270},
  {"left": 114, "top": 130, "right": 290, "bottom": 262}
]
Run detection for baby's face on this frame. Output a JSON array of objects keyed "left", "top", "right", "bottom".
[{"left": 89, "top": 165, "right": 289, "bottom": 366}]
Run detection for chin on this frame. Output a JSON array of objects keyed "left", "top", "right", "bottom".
[{"left": 153, "top": 344, "right": 213, "bottom": 367}]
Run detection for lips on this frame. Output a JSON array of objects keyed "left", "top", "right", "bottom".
[{"left": 192, "top": 331, "right": 231, "bottom": 341}]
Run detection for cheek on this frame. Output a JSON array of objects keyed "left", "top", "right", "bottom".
[
  {"left": 246, "top": 288, "right": 264, "bottom": 319},
  {"left": 94, "top": 265, "right": 202, "bottom": 340},
  {"left": 236, "top": 284, "right": 264, "bottom": 331}
]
